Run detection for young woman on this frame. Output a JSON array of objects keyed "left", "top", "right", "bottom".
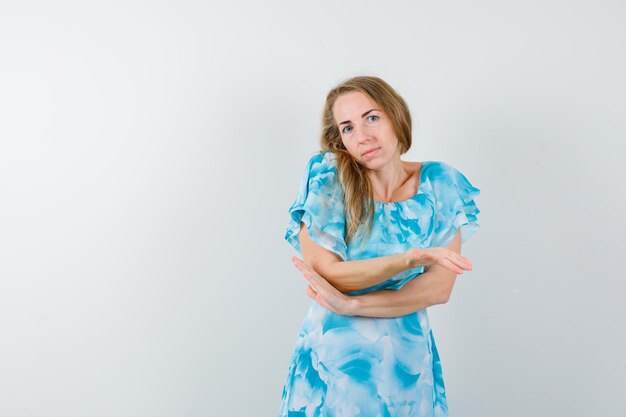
[{"left": 279, "top": 76, "right": 481, "bottom": 417}]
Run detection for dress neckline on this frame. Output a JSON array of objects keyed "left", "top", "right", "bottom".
[{"left": 373, "top": 161, "right": 430, "bottom": 205}]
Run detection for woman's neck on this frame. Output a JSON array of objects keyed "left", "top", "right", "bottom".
[{"left": 368, "top": 158, "right": 411, "bottom": 202}]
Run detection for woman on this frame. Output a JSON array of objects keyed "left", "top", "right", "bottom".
[{"left": 279, "top": 76, "right": 481, "bottom": 417}]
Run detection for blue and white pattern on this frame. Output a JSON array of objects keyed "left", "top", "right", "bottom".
[{"left": 280, "top": 151, "right": 480, "bottom": 417}]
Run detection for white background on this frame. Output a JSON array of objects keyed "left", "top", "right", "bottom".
[{"left": 1, "top": 1, "right": 624, "bottom": 416}]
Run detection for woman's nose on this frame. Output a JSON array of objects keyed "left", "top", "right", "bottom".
[
  {"left": 356, "top": 125, "right": 372, "bottom": 143},
  {"left": 358, "top": 133, "right": 372, "bottom": 144}
]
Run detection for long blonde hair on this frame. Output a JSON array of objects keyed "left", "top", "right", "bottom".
[{"left": 320, "top": 76, "right": 413, "bottom": 245}]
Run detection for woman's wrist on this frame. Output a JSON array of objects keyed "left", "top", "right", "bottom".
[
  {"left": 345, "top": 295, "right": 363, "bottom": 316},
  {"left": 402, "top": 248, "right": 432, "bottom": 269},
  {"left": 394, "top": 252, "right": 411, "bottom": 272}
]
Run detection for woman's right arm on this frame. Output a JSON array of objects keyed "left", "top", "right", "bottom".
[
  {"left": 298, "top": 222, "right": 411, "bottom": 293},
  {"left": 348, "top": 229, "right": 463, "bottom": 317}
]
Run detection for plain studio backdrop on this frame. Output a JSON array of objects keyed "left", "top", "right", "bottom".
[{"left": 1, "top": 1, "right": 624, "bottom": 416}]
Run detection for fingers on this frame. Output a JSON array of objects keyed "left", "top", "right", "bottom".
[
  {"left": 292, "top": 256, "right": 318, "bottom": 277},
  {"left": 291, "top": 257, "right": 337, "bottom": 294},
  {"left": 306, "top": 285, "right": 317, "bottom": 298},
  {"left": 444, "top": 251, "right": 472, "bottom": 271},
  {"left": 292, "top": 258, "right": 331, "bottom": 290},
  {"left": 441, "top": 255, "right": 468, "bottom": 274},
  {"left": 306, "top": 284, "right": 335, "bottom": 312},
  {"left": 292, "top": 256, "right": 316, "bottom": 275},
  {"left": 300, "top": 268, "right": 321, "bottom": 288},
  {"left": 292, "top": 258, "right": 323, "bottom": 285},
  {"left": 292, "top": 257, "right": 347, "bottom": 314},
  {"left": 454, "top": 255, "right": 473, "bottom": 271},
  {"left": 430, "top": 248, "right": 472, "bottom": 274},
  {"left": 445, "top": 258, "right": 465, "bottom": 274}
]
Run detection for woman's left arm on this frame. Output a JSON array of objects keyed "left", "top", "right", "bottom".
[{"left": 295, "top": 229, "right": 463, "bottom": 318}]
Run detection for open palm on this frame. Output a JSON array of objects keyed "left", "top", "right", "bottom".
[{"left": 291, "top": 256, "right": 356, "bottom": 316}]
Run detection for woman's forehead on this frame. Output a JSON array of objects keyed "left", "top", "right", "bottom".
[{"left": 333, "top": 92, "right": 379, "bottom": 120}]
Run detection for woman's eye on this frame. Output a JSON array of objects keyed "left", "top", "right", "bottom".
[{"left": 342, "top": 116, "right": 377, "bottom": 133}]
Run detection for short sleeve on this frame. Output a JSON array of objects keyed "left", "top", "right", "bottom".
[
  {"left": 284, "top": 151, "right": 348, "bottom": 261},
  {"left": 429, "top": 162, "right": 481, "bottom": 247}
]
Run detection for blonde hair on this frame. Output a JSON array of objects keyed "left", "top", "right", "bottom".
[{"left": 320, "top": 76, "right": 413, "bottom": 245}]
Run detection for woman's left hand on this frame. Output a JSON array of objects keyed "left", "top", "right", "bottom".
[{"left": 291, "top": 256, "right": 357, "bottom": 316}]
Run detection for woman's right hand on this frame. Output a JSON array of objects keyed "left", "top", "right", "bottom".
[{"left": 402, "top": 247, "right": 473, "bottom": 274}]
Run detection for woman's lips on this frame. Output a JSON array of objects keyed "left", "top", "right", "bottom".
[{"left": 363, "top": 147, "right": 380, "bottom": 157}]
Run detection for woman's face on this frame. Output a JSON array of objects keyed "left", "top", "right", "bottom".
[{"left": 333, "top": 91, "right": 400, "bottom": 169}]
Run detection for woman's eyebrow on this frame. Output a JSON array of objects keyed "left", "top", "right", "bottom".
[{"left": 339, "top": 108, "right": 380, "bottom": 126}]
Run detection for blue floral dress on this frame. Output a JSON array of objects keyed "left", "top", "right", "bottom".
[{"left": 279, "top": 151, "right": 480, "bottom": 417}]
